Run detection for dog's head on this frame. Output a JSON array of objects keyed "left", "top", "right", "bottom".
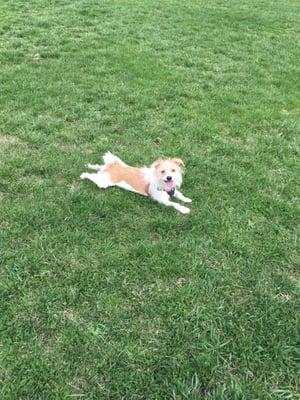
[{"left": 151, "top": 158, "right": 184, "bottom": 191}]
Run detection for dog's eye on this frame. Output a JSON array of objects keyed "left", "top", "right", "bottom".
[
  {"left": 171, "top": 169, "right": 176, "bottom": 172},
  {"left": 161, "top": 170, "right": 165, "bottom": 174}
]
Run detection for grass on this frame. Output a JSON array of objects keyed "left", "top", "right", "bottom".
[{"left": 0, "top": 0, "right": 299, "bottom": 398}]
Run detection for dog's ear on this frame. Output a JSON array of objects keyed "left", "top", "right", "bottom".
[
  {"left": 172, "top": 158, "right": 185, "bottom": 168},
  {"left": 152, "top": 159, "right": 163, "bottom": 169}
]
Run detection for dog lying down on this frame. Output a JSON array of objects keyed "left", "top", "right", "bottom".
[{"left": 80, "top": 152, "right": 192, "bottom": 214}]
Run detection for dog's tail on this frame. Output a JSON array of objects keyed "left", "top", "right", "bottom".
[{"left": 102, "top": 151, "right": 126, "bottom": 166}]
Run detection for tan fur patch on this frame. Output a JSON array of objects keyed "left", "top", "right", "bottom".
[{"left": 105, "top": 163, "right": 149, "bottom": 195}]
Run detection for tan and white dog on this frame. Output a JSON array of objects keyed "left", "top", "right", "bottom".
[{"left": 80, "top": 152, "right": 192, "bottom": 214}]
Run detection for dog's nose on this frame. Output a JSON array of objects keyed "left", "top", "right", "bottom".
[{"left": 166, "top": 176, "right": 172, "bottom": 181}]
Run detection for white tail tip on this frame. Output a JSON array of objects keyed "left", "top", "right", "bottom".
[{"left": 102, "top": 152, "right": 125, "bottom": 165}]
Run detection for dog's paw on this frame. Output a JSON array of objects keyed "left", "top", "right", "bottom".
[
  {"left": 183, "top": 197, "right": 192, "bottom": 203},
  {"left": 80, "top": 173, "right": 88, "bottom": 180},
  {"left": 179, "top": 205, "right": 191, "bottom": 214}
]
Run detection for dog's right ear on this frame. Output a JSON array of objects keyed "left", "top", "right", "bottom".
[
  {"left": 171, "top": 158, "right": 185, "bottom": 168},
  {"left": 151, "top": 159, "right": 162, "bottom": 169}
]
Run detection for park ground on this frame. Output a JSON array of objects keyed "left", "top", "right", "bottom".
[{"left": 0, "top": 0, "right": 299, "bottom": 398}]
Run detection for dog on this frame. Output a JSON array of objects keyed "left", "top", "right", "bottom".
[{"left": 80, "top": 152, "right": 192, "bottom": 214}]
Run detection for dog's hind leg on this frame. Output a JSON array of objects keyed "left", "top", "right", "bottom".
[
  {"left": 80, "top": 172, "right": 113, "bottom": 188},
  {"left": 85, "top": 163, "right": 103, "bottom": 171}
]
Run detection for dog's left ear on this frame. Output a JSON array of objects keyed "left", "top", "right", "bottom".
[
  {"left": 152, "top": 160, "right": 163, "bottom": 169},
  {"left": 172, "top": 158, "right": 185, "bottom": 168}
]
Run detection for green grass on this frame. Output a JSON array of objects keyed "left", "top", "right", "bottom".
[{"left": 0, "top": 0, "right": 299, "bottom": 398}]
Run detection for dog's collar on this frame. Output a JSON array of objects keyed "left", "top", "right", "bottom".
[
  {"left": 156, "top": 186, "right": 176, "bottom": 196},
  {"left": 167, "top": 187, "right": 175, "bottom": 197}
]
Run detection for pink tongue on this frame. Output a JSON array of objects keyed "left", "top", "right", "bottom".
[{"left": 166, "top": 181, "right": 174, "bottom": 189}]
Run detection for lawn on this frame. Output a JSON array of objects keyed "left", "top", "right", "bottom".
[{"left": 0, "top": 0, "right": 299, "bottom": 398}]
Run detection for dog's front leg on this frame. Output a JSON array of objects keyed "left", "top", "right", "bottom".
[
  {"left": 150, "top": 190, "right": 190, "bottom": 214},
  {"left": 173, "top": 189, "right": 192, "bottom": 203}
]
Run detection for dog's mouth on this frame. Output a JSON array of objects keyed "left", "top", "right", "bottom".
[{"left": 164, "top": 179, "right": 175, "bottom": 190}]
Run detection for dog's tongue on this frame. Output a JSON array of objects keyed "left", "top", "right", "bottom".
[{"left": 166, "top": 180, "right": 174, "bottom": 189}]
